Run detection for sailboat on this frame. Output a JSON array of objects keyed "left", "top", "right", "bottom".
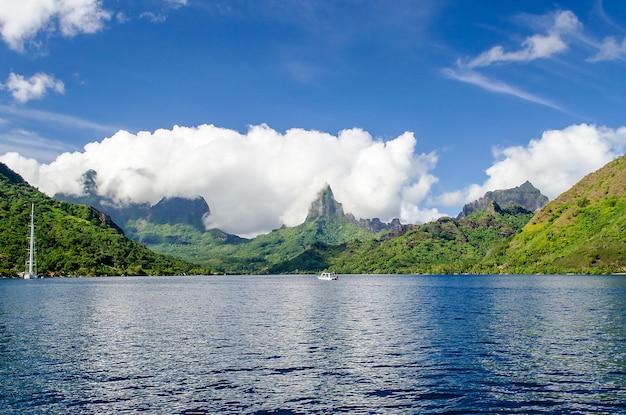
[{"left": 23, "top": 203, "right": 37, "bottom": 279}]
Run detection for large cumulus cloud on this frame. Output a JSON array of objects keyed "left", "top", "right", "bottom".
[{"left": 1, "top": 124, "right": 441, "bottom": 236}]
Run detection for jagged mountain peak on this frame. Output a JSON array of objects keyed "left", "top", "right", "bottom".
[
  {"left": 306, "top": 184, "right": 345, "bottom": 220},
  {"left": 304, "top": 184, "right": 406, "bottom": 234}
]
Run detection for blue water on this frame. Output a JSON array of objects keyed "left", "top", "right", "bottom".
[{"left": 1, "top": 274, "right": 625, "bottom": 414}]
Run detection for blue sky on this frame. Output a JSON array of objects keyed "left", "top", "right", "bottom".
[{"left": 1, "top": 0, "right": 626, "bottom": 236}]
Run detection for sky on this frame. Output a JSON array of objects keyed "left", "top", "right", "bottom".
[{"left": 1, "top": 0, "right": 626, "bottom": 237}]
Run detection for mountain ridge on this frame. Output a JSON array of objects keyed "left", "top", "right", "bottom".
[{"left": 457, "top": 180, "right": 548, "bottom": 219}]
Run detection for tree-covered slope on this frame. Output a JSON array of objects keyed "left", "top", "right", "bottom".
[
  {"left": 322, "top": 203, "right": 534, "bottom": 274},
  {"left": 61, "top": 181, "right": 384, "bottom": 274},
  {"left": 142, "top": 214, "right": 381, "bottom": 274},
  {"left": 495, "top": 154, "right": 626, "bottom": 274},
  {"left": 0, "top": 163, "right": 210, "bottom": 277}
]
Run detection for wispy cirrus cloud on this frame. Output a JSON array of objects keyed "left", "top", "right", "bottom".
[
  {"left": 0, "top": 129, "right": 77, "bottom": 163},
  {"left": 0, "top": 104, "right": 118, "bottom": 133},
  {"left": 441, "top": 68, "right": 564, "bottom": 112},
  {"left": 138, "top": 0, "right": 190, "bottom": 23},
  {"left": 167, "top": 0, "right": 188, "bottom": 9},
  {"left": 587, "top": 36, "right": 626, "bottom": 62},
  {"left": 442, "top": 10, "right": 584, "bottom": 113}
]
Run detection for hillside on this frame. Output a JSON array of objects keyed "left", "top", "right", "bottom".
[
  {"left": 321, "top": 202, "right": 534, "bottom": 274},
  {"left": 0, "top": 163, "right": 210, "bottom": 277},
  {"left": 493, "top": 154, "right": 626, "bottom": 274}
]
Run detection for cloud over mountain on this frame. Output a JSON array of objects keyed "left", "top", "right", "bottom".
[{"left": 0, "top": 124, "right": 441, "bottom": 237}]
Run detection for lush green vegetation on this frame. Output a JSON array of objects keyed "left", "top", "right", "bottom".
[
  {"left": 0, "top": 163, "right": 211, "bottom": 277},
  {"left": 494, "top": 155, "right": 626, "bottom": 274},
  {"left": 323, "top": 204, "right": 534, "bottom": 274},
  {"left": 133, "top": 214, "right": 381, "bottom": 274}
]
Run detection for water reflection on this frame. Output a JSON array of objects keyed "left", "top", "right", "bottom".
[{"left": 1, "top": 275, "right": 625, "bottom": 414}]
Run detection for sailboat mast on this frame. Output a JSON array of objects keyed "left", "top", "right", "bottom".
[{"left": 28, "top": 203, "right": 34, "bottom": 275}]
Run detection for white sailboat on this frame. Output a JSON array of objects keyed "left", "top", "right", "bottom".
[{"left": 23, "top": 203, "right": 36, "bottom": 279}]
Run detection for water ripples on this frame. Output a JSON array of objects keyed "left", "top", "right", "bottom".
[{"left": 1, "top": 274, "right": 625, "bottom": 414}]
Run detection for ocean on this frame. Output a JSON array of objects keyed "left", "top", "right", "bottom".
[{"left": 1, "top": 274, "right": 625, "bottom": 414}]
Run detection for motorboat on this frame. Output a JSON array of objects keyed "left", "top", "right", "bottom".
[{"left": 318, "top": 271, "right": 338, "bottom": 280}]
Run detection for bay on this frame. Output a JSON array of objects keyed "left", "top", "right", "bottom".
[{"left": 1, "top": 274, "right": 625, "bottom": 414}]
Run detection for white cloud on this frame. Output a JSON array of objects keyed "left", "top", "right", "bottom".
[
  {"left": 588, "top": 36, "right": 626, "bottom": 62},
  {"left": 0, "top": 0, "right": 110, "bottom": 52},
  {"left": 441, "top": 68, "right": 563, "bottom": 111},
  {"left": 2, "top": 72, "right": 65, "bottom": 103},
  {"left": 436, "top": 124, "right": 626, "bottom": 206},
  {"left": 0, "top": 124, "right": 442, "bottom": 236},
  {"left": 466, "top": 10, "right": 580, "bottom": 68}
]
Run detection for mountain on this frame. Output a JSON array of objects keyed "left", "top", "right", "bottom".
[
  {"left": 492, "top": 154, "right": 626, "bottom": 273},
  {"left": 56, "top": 170, "right": 211, "bottom": 233},
  {"left": 457, "top": 181, "right": 548, "bottom": 219},
  {"left": 57, "top": 180, "right": 389, "bottom": 274},
  {"left": 308, "top": 184, "right": 405, "bottom": 233},
  {"left": 306, "top": 184, "right": 345, "bottom": 219},
  {"left": 149, "top": 197, "right": 209, "bottom": 229},
  {"left": 192, "top": 185, "right": 385, "bottom": 274},
  {"left": 322, "top": 200, "right": 534, "bottom": 274},
  {"left": 0, "top": 163, "right": 209, "bottom": 277},
  {"left": 54, "top": 169, "right": 236, "bottom": 260},
  {"left": 34, "top": 154, "right": 626, "bottom": 274}
]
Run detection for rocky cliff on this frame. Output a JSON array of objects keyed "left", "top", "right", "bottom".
[
  {"left": 457, "top": 181, "right": 548, "bottom": 219},
  {"left": 306, "top": 184, "right": 345, "bottom": 219},
  {"left": 306, "top": 184, "right": 405, "bottom": 234}
]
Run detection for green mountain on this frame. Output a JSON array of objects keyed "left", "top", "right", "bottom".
[
  {"left": 492, "top": 154, "right": 626, "bottom": 274},
  {"left": 57, "top": 181, "right": 386, "bottom": 274},
  {"left": 0, "top": 163, "right": 210, "bottom": 277},
  {"left": 319, "top": 201, "right": 534, "bottom": 274},
  {"left": 50, "top": 156, "right": 626, "bottom": 275},
  {"left": 132, "top": 185, "right": 382, "bottom": 274},
  {"left": 457, "top": 180, "right": 548, "bottom": 218}
]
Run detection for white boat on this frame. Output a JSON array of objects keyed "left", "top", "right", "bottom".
[
  {"left": 23, "top": 203, "right": 37, "bottom": 279},
  {"left": 318, "top": 271, "right": 338, "bottom": 280}
]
